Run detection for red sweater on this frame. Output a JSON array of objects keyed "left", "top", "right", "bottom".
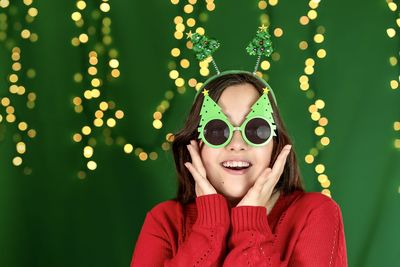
[{"left": 131, "top": 191, "right": 348, "bottom": 267}]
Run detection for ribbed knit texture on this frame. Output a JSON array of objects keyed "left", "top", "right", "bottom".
[
  {"left": 230, "top": 206, "right": 270, "bottom": 234},
  {"left": 195, "top": 194, "right": 230, "bottom": 226},
  {"left": 131, "top": 191, "right": 348, "bottom": 267}
]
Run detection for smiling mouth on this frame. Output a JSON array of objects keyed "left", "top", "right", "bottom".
[
  {"left": 221, "top": 161, "right": 252, "bottom": 171},
  {"left": 221, "top": 165, "right": 252, "bottom": 175},
  {"left": 223, "top": 166, "right": 250, "bottom": 170}
]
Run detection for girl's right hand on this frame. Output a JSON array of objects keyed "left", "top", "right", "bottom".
[{"left": 184, "top": 140, "right": 217, "bottom": 197}]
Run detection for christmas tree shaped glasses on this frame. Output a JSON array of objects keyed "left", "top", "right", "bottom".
[{"left": 198, "top": 88, "right": 277, "bottom": 148}]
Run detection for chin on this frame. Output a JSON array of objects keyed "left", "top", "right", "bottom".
[{"left": 219, "top": 186, "right": 248, "bottom": 202}]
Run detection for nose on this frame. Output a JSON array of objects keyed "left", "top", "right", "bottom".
[{"left": 226, "top": 129, "right": 248, "bottom": 151}]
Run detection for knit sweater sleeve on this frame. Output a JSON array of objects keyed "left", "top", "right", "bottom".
[
  {"left": 288, "top": 199, "right": 348, "bottom": 267},
  {"left": 130, "top": 193, "right": 230, "bottom": 267},
  {"left": 222, "top": 199, "right": 347, "bottom": 267}
]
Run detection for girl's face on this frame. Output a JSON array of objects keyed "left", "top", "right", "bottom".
[{"left": 200, "top": 83, "right": 274, "bottom": 204}]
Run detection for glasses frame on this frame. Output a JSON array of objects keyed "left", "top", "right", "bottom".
[{"left": 199, "top": 115, "right": 275, "bottom": 148}]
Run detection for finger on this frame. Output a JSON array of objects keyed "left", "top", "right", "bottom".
[
  {"left": 265, "top": 146, "right": 291, "bottom": 190},
  {"left": 187, "top": 140, "right": 207, "bottom": 177},
  {"left": 184, "top": 162, "right": 210, "bottom": 190},
  {"left": 187, "top": 143, "right": 206, "bottom": 177},
  {"left": 256, "top": 145, "right": 291, "bottom": 190},
  {"left": 184, "top": 162, "right": 203, "bottom": 183},
  {"left": 253, "top": 167, "right": 272, "bottom": 190},
  {"left": 270, "top": 145, "right": 291, "bottom": 178}
]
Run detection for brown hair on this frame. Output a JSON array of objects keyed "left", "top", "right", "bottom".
[{"left": 172, "top": 73, "right": 305, "bottom": 204}]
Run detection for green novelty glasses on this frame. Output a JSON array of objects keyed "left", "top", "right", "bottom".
[{"left": 198, "top": 86, "right": 277, "bottom": 148}]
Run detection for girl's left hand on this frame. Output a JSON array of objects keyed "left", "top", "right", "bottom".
[{"left": 236, "top": 144, "right": 292, "bottom": 207}]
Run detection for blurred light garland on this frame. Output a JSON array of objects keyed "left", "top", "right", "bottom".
[
  {"left": 385, "top": 0, "right": 400, "bottom": 195},
  {"left": 0, "top": 0, "right": 38, "bottom": 175},
  {"left": 71, "top": 0, "right": 127, "bottom": 178},
  {"left": 144, "top": 0, "right": 212, "bottom": 157},
  {"left": 105, "top": 0, "right": 213, "bottom": 164},
  {"left": 173, "top": 0, "right": 213, "bottom": 91},
  {"left": 258, "top": 1, "right": 333, "bottom": 197},
  {"left": 298, "top": 0, "right": 332, "bottom": 197},
  {"left": 257, "top": 0, "right": 282, "bottom": 86},
  {"left": 385, "top": 0, "right": 400, "bottom": 152}
]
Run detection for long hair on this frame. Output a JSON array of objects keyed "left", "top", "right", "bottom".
[{"left": 172, "top": 73, "right": 305, "bottom": 204}]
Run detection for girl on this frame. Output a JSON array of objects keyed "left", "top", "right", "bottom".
[{"left": 130, "top": 71, "right": 348, "bottom": 266}]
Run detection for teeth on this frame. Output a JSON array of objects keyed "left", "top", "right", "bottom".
[{"left": 222, "top": 161, "right": 250, "bottom": 168}]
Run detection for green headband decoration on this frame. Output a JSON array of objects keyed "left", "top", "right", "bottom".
[
  {"left": 246, "top": 24, "right": 274, "bottom": 74},
  {"left": 187, "top": 25, "right": 278, "bottom": 148},
  {"left": 189, "top": 25, "right": 277, "bottom": 104},
  {"left": 189, "top": 31, "right": 221, "bottom": 74}
]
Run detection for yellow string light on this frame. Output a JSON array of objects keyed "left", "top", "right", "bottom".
[
  {"left": 0, "top": 1, "right": 38, "bottom": 174},
  {"left": 141, "top": 0, "right": 210, "bottom": 158},
  {"left": 258, "top": 1, "right": 332, "bottom": 196},
  {"left": 128, "top": 0, "right": 214, "bottom": 163},
  {"left": 258, "top": 3, "right": 332, "bottom": 194},
  {"left": 299, "top": 0, "right": 332, "bottom": 198},
  {"left": 385, "top": 1, "right": 400, "bottom": 196},
  {"left": 257, "top": 0, "right": 281, "bottom": 83},
  {"left": 73, "top": 1, "right": 171, "bottom": 169},
  {"left": 71, "top": 0, "right": 129, "bottom": 177}
]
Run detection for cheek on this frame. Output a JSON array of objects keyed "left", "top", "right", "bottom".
[
  {"left": 200, "top": 147, "right": 220, "bottom": 175},
  {"left": 200, "top": 146, "right": 214, "bottom": 166},
  {"left": 252, "top": 144, "right": 274, "bottom": 167}
]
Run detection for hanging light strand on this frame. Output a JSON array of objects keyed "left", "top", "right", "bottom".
[
  {"left": 257, "top": 0, "right": 282, "bottom": 82},
  {"left": 385, "top": 0, "right": 400, "bottom": 195},
  {"left": 385, "top": 0, "right": 400, "bottom": 151},
  {"left": 71, "top": 0, "right": 125, "bottom": 178},
  {"left": 298, "top": 0, "right": 332, "bottom": 198},
  {"left": 0, "top": 0, "right": 38, "bottom": 175},
  {"left": 125, "top": 0, "right": 213, "bottom": 162}
]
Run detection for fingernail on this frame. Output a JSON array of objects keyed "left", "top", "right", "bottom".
[{"left": 287, "top": 145, "right": 292, "bottom": 150}]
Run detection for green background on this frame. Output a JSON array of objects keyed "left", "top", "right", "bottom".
[{"left": 0, "top": 1, "right": 399, "bottom": 266}]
